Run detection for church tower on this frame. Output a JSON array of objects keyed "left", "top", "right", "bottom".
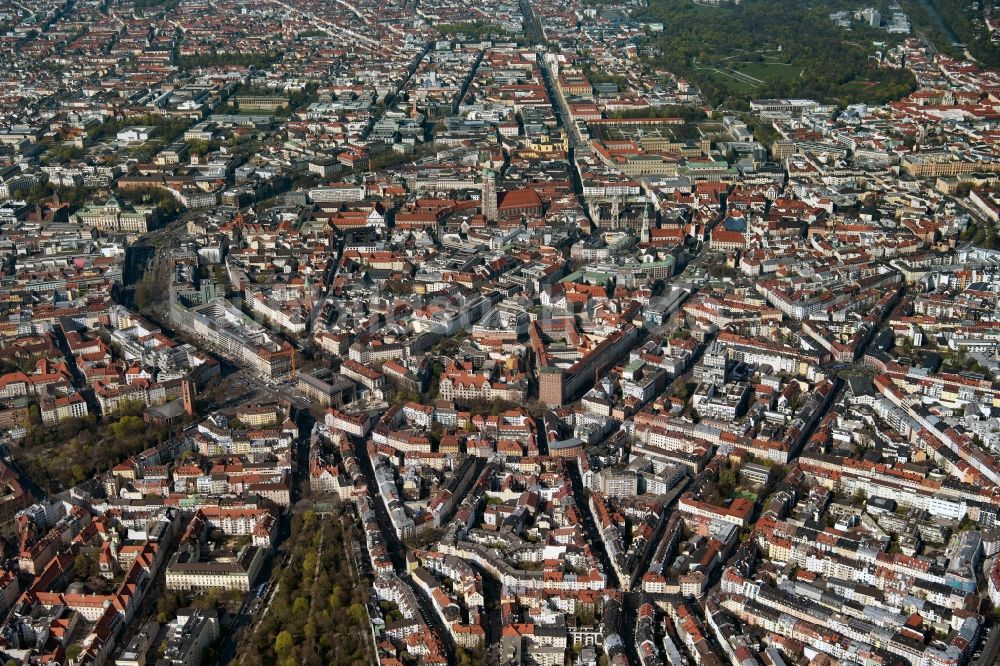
[
  {"left": 481, "top": 168, "right": 498, "bottom": 222},
  {"left": 181, "top": 379, "right": 196, "bottom": 417}
]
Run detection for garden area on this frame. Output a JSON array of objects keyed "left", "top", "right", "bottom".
[{"left": 13, "top": 399, "right": 178, "bottom": 493}]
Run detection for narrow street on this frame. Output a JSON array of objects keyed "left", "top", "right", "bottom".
[
  {"left": 351, "top": 437, "right": 457, "bottom": 666},
  {"left": 563, "top": 462, "right": 645, "bottom": 665},
  {"left": 469, "top": 561, "right": 502, "bottom": 665},
  {"left": 52, "top": 324, "right": 96, "bottom": 415}
]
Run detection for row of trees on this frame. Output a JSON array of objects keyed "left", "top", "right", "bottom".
[
  {"left": 609, "top": 105, "right": 708, "bottom": 122},
  {"left": 235, "top": 509, "right": 372, "bottom": 666},
  {"left": 636, "top": 0, "right": 917, "bottom": 108}
]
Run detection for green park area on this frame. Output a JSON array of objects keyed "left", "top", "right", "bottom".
[{"left": 637, "top": 0, "right": 917, "bottom": 108}]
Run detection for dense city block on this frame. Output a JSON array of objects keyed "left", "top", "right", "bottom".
[{"left": 0, "top": 0, "right": 999, "bottom": 665}]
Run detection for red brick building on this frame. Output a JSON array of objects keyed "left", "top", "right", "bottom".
[{"left": 498, "top": 188, "right": 543, "bottom": 220}]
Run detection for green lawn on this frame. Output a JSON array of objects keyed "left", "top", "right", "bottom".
[
  {"left": 686, "top": 2, "right": 732, "bottom": 18},
  {"left": 693, "top": 49, "right": 804, "bottom": 95},
  {"left": 695, "top": 65, "right": 757, "bottom": 93},
  {"left": 841, "top": 78, "right": 897, "bottom": 98},
  {"left": 733, "top": 61, "right": 801, "bottom": 83}
]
